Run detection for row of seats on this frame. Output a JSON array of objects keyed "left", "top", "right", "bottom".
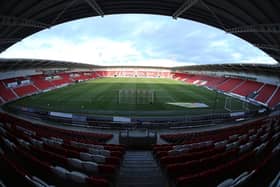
[
  {"left": 70, "top": 72, "right": 99, "bottom": 81},
  {"left": 3, "top": 126, "right": 123, "bottom": 164},
  {"left": 0, "top": 148, "right": 54, "bottom": 187},
  {"left": 0, "top": 81, "right": 17, "bottom": 101},
  {"left": 175, "top": 150, "right": 257, "bottom": 187},
  {"left": 95, "top": 71, "right": 171, "bottom": 78},
  {"left": 153, "top": 116, "right": 280, "bottom": 187},
  {"left": 204, "top": 77, "right": 228, "bottom": 88},
  {"left": 216, "top": 78, "right": 245, "bottom": 92},
  {"left": 268, "top": 88, "right": 280, "bottom": 108},
  {"left": 0, "top": 113, "right": 124, "bottom": 154},
  {"left": 31, "top": 74, "right": 55, "bottom": 90},
  {"left": 49, "top": 74, "right": 73, "bottom": 86},
  {"left": 172, "top": 72, "right": 193, "bottom": 81},
  {"left": 159, "top": 128, "right": 277, "bottom": 169},
  {"left": 156, "top": 121, "right": 278, "bottom": 167},
  {"left": 217, "top": 141, "right": 280, "bottom": 187},
  {"left": 172, "top": 72, "right": 227, "bottom": 88},
  {"left": 160, "top": 118, "right": 268, "bottom": 144},
  {"left": 1, "top": 125, "right": 123, "bottom": 166},
  {"left": 13, "top": 84, "right": 38, "bottom": 97},
  {"left": 1, "top": 113, "right": 113, "bottom": 143},
  {"left": 255, "top": 84, "right": 277, "bottom": 104},
  {"left": 231, "top": 80, "right": 263, "bottom": 97},
  {"left": 0, "top": 114, "right": 126, "bottom": 186},
  {"left": 0, "top": 140, "right": 110, "bottom": 187}
]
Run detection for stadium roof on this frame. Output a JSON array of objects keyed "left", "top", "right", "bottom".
[
  {"left": 174, "top": 63, "right": 280, "bottom": 77},
  {"left": 0, "top": 58, "right": 100, "bottom": 71},
  {"left": 0, "top": 0, "right": 280, "bottom": 64},
  {"left": 1, "top": 58, "right": 279, "bottom": 78}
]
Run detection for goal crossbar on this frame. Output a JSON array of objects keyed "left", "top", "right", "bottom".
[{"left": 118, "top": 89, "right": 154, "bottom": 104}]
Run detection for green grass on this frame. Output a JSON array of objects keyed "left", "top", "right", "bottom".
[{"left": 6, "top": 78, "right": 259, "bottom": 117}]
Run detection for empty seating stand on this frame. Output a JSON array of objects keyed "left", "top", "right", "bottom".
[
  {"left": 268, "top": 88, "right": 280, "bottom": 108},
  {"left": 13, "top": 84, "right": 38, "bottom": 97},
  {"left": 0, "top": 112, "right": 125, "bottom": 187},
  {"left": 160, "top": 118, "right": 266, "bottom": 144},
  {"left": 153, "top": 116, "right": 280, "bottom": 187},
  {"left": 205, "top": 77, "right": 228, "bottom": 88},
  {"left": 216, "top": 78, "right": 244, "bottom": 92},
  {"left": 171, "top": 72, "right": 192, "bottom": 81},
  {"left": 0, "top": 81, "right": 17, "bottom": 102},
  {"left": 0, "top": 72, "right": 95, "bottom": 104},
  {"left": 170, "top": 72, "right": 280, "bottom": 108},
  {"left": 232, "top": 80, "right": 263, "bottom": 97},
  {"left": 1, "top": 113, "right": 113, "bottom": 143},
  {"left": 50, "top": 73, "right": 73, "bottom": 86},
  {"left": 31, "top": 75, "right": 55, "bottom": 90},
  {"left": 255, "top": 84, "right": 277, "bottom": 104}
]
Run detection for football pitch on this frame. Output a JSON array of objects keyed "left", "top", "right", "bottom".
[{"left": 7, "top": 78, "right": 258, "bottom": 116}]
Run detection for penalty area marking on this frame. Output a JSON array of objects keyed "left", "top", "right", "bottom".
[{"left": 167, "top": 102, "right": 209, "bottom": 108}]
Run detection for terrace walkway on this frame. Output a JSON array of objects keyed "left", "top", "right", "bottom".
[{"left": 116, "top": 151, "right": 167, "bottom": 187}]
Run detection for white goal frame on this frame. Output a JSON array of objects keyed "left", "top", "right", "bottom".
[
  {"left": 224, "top": 96, "right": 249, "bottom": 112},
  {"left": 118, "top": 89, "right": 155, "bottom": 104}
]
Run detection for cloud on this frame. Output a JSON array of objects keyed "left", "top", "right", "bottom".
[
  {"left": 0, "top": 37, "right": 138, "bottom": 65},
  {"left": 231, "top": 52, "right": 242, "bottom": 60},
  {"left": 0, "top": 14, "right": 278, "bottom": 66},
  {"left": 238, "top": 56, "right": 277, "bottom": 65},
  {"left": 183, "top": 30, "right": 202, "bottom": 39},
  {"left": 128, "top": 59, "right": 196, "bottom": 67},
  {"left": 0, "top": 35, "right": 193, "bottom": 67},
  {"left": 131, "top": 20, "right": 166, "bottom": 36},
  {"left": 209, "top": 40, "right": 229, "bottom": 48}
]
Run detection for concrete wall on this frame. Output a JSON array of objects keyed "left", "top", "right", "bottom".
[{"left": 0, "top": 69, "right": 40, "bottom": 80}]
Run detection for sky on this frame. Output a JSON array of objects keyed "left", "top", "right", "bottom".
[{"left": 0, "top": 14, "right": 277, "bottom": 67}]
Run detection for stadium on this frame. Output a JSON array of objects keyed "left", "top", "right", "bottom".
[{"left": 0, "top": 1, "right": 280, "bottom": 187}]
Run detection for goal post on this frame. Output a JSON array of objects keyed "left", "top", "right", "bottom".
[
  {"left": 224, "top": 97, "right": 232, "bottom": 112},
  {"left": 118, "top": 89, "right": 155, "bottom": 104},
  {"left": 118, "top": 89, "right": 136, "bottom": 104},
  {"left": 224, "top": 96, "right": 249, "bottom": 112}
]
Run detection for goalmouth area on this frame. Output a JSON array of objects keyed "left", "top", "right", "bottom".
[{"left": 118, "top": 89, "right": 155, "bottom": 105}]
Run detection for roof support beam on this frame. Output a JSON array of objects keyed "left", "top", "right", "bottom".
[
  {"left": 51, "top": 0, "right": 78, "bottom": 24},
  {"left": 0, "top": 38, "right": 22, "bottom": 44},
  {"left": 172, "top": 0, "right": 200, "bottom": 19},
  {"left": 84, "top": 0, "right": 104, "bottom": 17},
  {"left": 0, "top": 15, "right": 50, "bottom": 28},
  {"left": 253, "top": 44, "right": 280, "bottom": 51},
  {"left": 200, "top": 0, "right": 226, "bottom": 30},
  {"left": 225, "top": 24, "right": 280, "bottom": 33},
  {"left": 270, "top": 55, "right": 280, "bottom": 61}
]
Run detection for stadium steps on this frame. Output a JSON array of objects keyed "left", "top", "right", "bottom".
[
  {"left": 31, "top": 82, "right": 41, "bottom": 92},
  {"left": 229, "top": 79, "right": 246, "bottom": 92},
  {"left": 0, "top": 96, "right": 4, "bottom": 103},
  {"left": 266, "top": 86, "right": 280, "bottom": 105},
  {"left": 10, "top": 87, "right": 19, "bottom": 98},
  {"left": 213, "top": 78, "right": 229, "bottom": 89},
  {"left": 116, "top": 151, "right": 167, "bottom": 187},
  {"left": 255, "top": 83, "right": 266, "bottom": 95},
  {"left": 252, "top": 83, "right": 266, "bottom": 100}
]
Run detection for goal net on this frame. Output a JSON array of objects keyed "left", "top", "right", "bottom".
[
  {"left": 224, "top": 96, "right": 249, "bottom": 112},
  {"left": 118, "top": 89, "right": 155, "bottom": 104}
]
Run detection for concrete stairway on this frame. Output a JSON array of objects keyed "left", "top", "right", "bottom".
[{"left": 117, "top": 151, "right": 167, "bottom": 187}]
